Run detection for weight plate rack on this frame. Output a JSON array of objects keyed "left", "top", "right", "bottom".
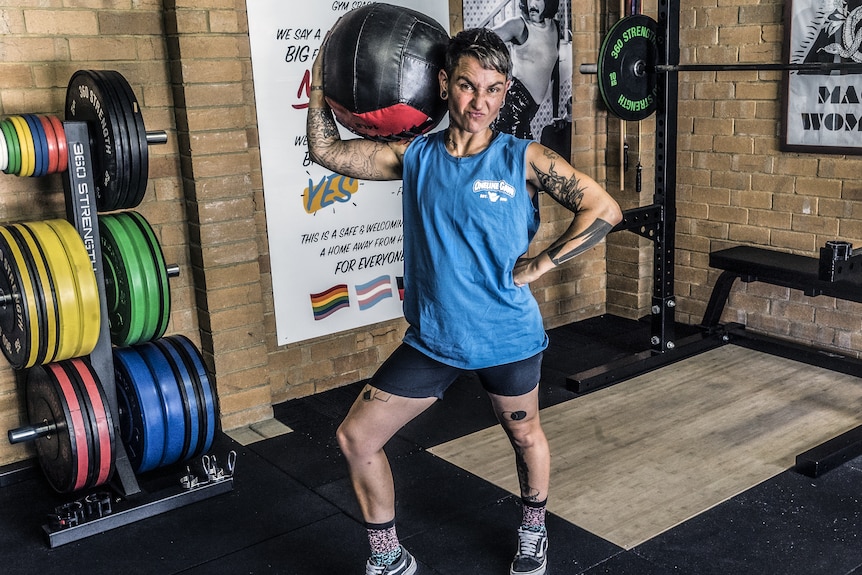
[{"left": 2, "top": 70, "right": 231, "bottom": 548}]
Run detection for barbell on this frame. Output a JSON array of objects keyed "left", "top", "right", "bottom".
[{"left": 580, "top": 15, "right": 862, "bottom": 121}]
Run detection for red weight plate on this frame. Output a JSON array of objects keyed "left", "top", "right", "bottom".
[
  {"left": 38, "top": 115, "right": 59, "bottom": 175},
  {"left": 47, "top": 115, "right": 68, "bottom": 173},
  {"left": 69, "top": 358, "right": 114, "bottom": 487},
  {"left": 46, "top": 363, "right": 90, "bottom": 492}
]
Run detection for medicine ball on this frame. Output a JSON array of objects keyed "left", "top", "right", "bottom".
[{"left": 323, "top": 3, "right": 449, "bottom": 142}]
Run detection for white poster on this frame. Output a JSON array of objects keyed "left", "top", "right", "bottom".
[
  {"left": 247, "top": 0, "right": 451, "bottom": 345},
  {"left": 783, "top": 0, "right": 862, "bottom": 153}
]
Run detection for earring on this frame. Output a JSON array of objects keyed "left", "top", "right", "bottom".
[{"left": 441, "top": 90, "right": 447, "bottom": 99}]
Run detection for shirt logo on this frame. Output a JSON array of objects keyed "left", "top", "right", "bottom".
[{"left": 473, "top": 180, "right": 516, "bottom": 203}]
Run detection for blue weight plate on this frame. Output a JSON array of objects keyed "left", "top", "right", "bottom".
[
  {"left": 168, "top": 335, "right": 217, "bottom": 454},
  {"left": 22, "top": 114, "right": 48, "bottom": 177},
  {"left": 113, "top": 346, "right": 166, "bottom": 473},
  {"left": 153, "top": 338, "right": 201, "bottom": 461},
  {"left": 135, "top": 342, "right": 187, "bottom": 467}
]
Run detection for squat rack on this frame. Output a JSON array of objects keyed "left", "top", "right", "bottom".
[{"left": 568, "top": 0, "right": 862, "bottom": 475}]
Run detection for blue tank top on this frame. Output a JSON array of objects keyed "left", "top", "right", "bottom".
[{"left": 400, "top": 131, "right": 548, "bottom": 369}]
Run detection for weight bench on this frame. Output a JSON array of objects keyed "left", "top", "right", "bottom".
[{"left": 703, "top": 243, "right": 862, "bottom": 476}]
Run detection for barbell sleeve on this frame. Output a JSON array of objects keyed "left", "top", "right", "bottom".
[
  {"left": 146, "top": 130, "right": 168, "bottom": 146},
  {"left": 8, "top": 421, "right": 57, "bottom": 444}
]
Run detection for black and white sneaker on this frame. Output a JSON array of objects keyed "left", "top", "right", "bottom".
[
  {"left": 510, "top": 527, "right": 548, "bottom": 575},
  {"left": 365, "top": 546, "right": 418, "bottom": 575}
]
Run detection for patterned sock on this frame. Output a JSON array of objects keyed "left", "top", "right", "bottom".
[
  {"left": 366, "top": 519, "right": 402, "bottom": 566},
  {"left": 521, "top": 498, "right": 547, "bottom": 533}
]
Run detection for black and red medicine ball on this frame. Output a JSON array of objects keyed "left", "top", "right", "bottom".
[{"left": 323, "top": 3, "right": 449, "bottom": 142}]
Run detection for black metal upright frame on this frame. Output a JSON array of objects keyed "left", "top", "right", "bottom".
[{"left": 568, "top": 0, "right": 726, "bottom": 393}]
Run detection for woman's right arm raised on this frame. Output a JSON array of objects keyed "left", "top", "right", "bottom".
[{"left": 306, "top": 50, "right": 406, "bottom": 181}]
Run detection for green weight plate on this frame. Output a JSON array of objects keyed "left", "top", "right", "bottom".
[
  {"left": 5, "top": 225, "right": 50, "bottom": 366},
  {"left": 2, "top": 119, "right": 21, "bottom": 176},
  {"left": 8, "top": 116, "right": 34, "bottom": 177},
  {"left": 99, "top": 70, "right": 144, "bottom": 209},
  {"left": 114, "top": 346, "right": 165, "bottom": 473},
  {"left": 89, "top": 71, "right": 131, "bottom": 211},
  {"left": 0, "top": 120, "right": 7, "bottom": 172},
  {"left": 66, "top": 70, "right": 124, "bottom": 211},
  {"left": 125, "top": 212, "right": 170, "bottom": 340},
  {"left": 597, "top": 14, "right": 659, "bottom": 121},
  {"left": 114, "top": 213, "right": 158, "bottom": 343},
  {"left": 0, "top": 226, "right": 37, "bottom": 369},
  {"left": 100, "top": 215, "right": 147, "bottom": 346}
]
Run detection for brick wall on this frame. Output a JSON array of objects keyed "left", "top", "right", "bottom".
[
  {"left": 0, "top": 0, "right": 612, "bottom": 468},
  {"left": 671, "top": 0, "right": 862, "bottom": 355}
]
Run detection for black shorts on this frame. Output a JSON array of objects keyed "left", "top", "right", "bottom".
[{"left": 370, "top": 343, "right": 543, "bottom": 399}]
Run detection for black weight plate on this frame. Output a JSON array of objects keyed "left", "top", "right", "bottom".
[
  {"left": 27, "top": 365, "right": 77, "bottom": 492},
  {"left": 70, "top": 358, "right": 114, "bottom": 487},
  {"left": 100, "top": 70, "right": 144, "bottom": 209},
  {"left": 169, "top": 335, "right": 217, "bottom": 454},
  {"left": 19, "top": 223, "right": 61, "bottom": 363},
  {"left": 153, "top": 338, "right": 202, "bottom": 461},
  {"left": 66, "top": 70, "right": 124, "bottom": 211},
  {"left": 5, "top": 225, "right": 49, "bottom": 366},
  {"left": 89, "top": 71, "right": 131, "bottom": 211},
  {"left": 38, "top": 363, "right": 91, "bottom": 493},
  {"left": 58, "top": 360, "right": 99, "bottom": 491},
  {"left": 135, "top": 342, "right": 188, "bottom": 467},
  {"left": 114, "top": 346, "right": 166, "bottom": 473},
  {"left": 0, "top": 227, "right": 35, "bottom": 369},
  {"left": 597, "top": 14, "right": 659, "bottom": 121}
]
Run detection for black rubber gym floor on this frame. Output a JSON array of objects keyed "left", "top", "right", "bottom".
[{"left": 2, "top": 315, "right": 861, "bottom": 574}]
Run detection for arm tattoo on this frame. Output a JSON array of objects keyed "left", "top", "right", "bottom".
[
  {"left": 531, "top": 156, "right": 587, "bottom": 213},
  {"left": 309, "top": 108, "right": 340, "bottom": 140},
  {"left": 307, "top": 108, "right": 397, "bottom": 180},
  {"left": 547, "top": 218, "right": 614, "bottom": 265}
]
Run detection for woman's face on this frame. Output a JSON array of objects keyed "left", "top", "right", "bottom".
[{"left": 439, "top": 55, "right": 510, "bottom": 134}]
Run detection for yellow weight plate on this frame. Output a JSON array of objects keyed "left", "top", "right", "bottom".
[
  {"left": 46, "top": 219, "right": 100, "bottom": 358},
  {"left": 8, "top": 116, "right": 35, "bottom": 178},
  {"left": 14, "top": 224, "right": 59, "bottom": 363},
  {"left": 26, "top": 221, "right": 81, "bottom": 363},
  {"left": 0, "top": 226, "right": 39, "bottom": 367}
]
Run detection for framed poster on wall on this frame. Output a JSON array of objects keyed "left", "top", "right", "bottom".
[
  {"left": 247, "top": 0, "right": 451, "bottom": 346},
  {"left": 782, "top": 0, "right": 862, "bottom": 154}
]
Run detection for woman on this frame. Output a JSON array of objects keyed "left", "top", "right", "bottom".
[{"left": 306, "top": 27, "right": 622, "bottom": 575}]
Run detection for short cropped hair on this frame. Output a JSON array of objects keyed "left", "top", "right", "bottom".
[{"left": 445, "top": 28, "right": 513, "bottom": 80}]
